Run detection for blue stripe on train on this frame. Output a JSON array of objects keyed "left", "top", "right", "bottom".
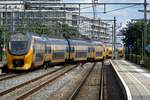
[{"left": 52, "top": 52, "right": 65, "bottom": 60}]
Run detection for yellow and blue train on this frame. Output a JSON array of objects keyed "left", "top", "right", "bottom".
[
  {"left": 105, "top": 43, "right": 124, "bottom": 59},
  {"left": 116, "top": 43, "right": 124, "bottom": 58},
  {"left": 106, "top": 43, "right": 113, "bottom": 58},
  {"left": 3, "top": 33, "right": 107, "bottom": 71}
]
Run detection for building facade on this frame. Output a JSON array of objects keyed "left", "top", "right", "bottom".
[
  {"left": 0, "top": 0, "right": 111, "bottom": 42},
  {"left": 72, "top": 15, "right": 110, "bottom": 42},
  {"left": 0, "top": 0, "right": 74, "bottom": 31}
]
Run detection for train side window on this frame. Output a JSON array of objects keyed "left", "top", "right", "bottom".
[{"left": 47, "top": 46, "right": 51, "bottom": 53}]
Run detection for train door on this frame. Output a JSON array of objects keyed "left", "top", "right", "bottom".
[{"left": 33, "top": 38, "right": 45, "bottom": 66}]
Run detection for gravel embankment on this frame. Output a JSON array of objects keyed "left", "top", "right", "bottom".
[
  {"left": 26, "top": 63, "right": 94, "bottom": 100},
  {"left": 0, "top": 66, "right": 63, "bottom": 93},
  {"left": 0, "top": 65, "right": 75, "bottom": 100},
  {"left": 75, "top": 62, "right": 102, "bottom": 100}
]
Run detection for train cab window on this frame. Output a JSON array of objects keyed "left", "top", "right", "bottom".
[
  {"left": 10, "top": 41, "right": 28, "bottom": 51},
  {"left": 9, "top": 41, "right": 29, "bottom": 55},
  {"left": 8, "top": 34, "right": 30, "bottom": 55}
]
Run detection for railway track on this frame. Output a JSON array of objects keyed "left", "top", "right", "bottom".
[
  {"left": 67, "top": 62, "right": 104, "bottom": 100},
  {"left": 0, "top": 65, "right": 67, "bottom": 81},
  {"left": 99, "top": 62, "right": 108, "bottom": 100},
  {"left": 0, "top": 73, "right": 25, "bottom": 81},
  {"left": 68, "top": 63, "right": 96, "bottom": 100},
  {"left": 0, "top": 64, "right": 78, "bottom": 100},
  {"left": 0, "top": 73, "right": 6, "bottom": 77}
]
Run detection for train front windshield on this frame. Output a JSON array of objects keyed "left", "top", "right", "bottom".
[
  {"left": 8, "top": 34, "right": 30, "bottom": 55},
  {"left": 9, "top": 41, "right": 28, "bottom": 52}
]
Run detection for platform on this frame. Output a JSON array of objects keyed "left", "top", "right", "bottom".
[{"left": 110, "top": 60, "right": 150, "bottom": 100}]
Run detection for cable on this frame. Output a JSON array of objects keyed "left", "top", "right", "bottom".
[
  {"left": 105, "top": 5, "right": 138, "bottom": 13},
  {"left": 80, "top": 6, "right": 93, "bottom": 9}
]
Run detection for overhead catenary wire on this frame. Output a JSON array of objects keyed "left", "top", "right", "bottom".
[{"left": 105, "top": 5, "right": 138, "bottom": 13}]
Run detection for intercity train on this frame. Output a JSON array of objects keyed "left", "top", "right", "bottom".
[
  {"left": 106, "top": 43, "right": 113, "bottom": 58},
  {"left": 116, "top": 43, "right": 124, "bottom": 58},
  {"left": 3, "top": 33, "right": 107, "bottom": 71},
  {"left": 105, "top": 43, "right": 124, "bottom": 59}
]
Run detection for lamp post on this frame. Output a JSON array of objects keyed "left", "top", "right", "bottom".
[
  {"left": 2, "top": 4, "right": 7, "bottom": 65},
  {"left": 113, "top": 16, "right": 116, "bottom": 59},
  {"left": 138, "top": 0, "right": 149, "bottom": 65}
]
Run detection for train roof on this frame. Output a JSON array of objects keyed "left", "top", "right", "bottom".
[
  {"left": 9, "top": 32, "right": 106, "bottom": 46},
  {"left": 45, "top": 38, "right": 67, "bottom": 45},
  {"left": 9, "top": 33, "right": 31, "bottom": 41},
  {"left": 69, "top": 39, "right": 92, "bottom": 45}
]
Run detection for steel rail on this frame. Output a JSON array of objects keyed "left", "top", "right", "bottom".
[
  {"left": 0, "top": 74, "right": 20, "bottom": 81},
  {"left": 0, "top": 65, "right": 74, "bottom": 97},
  {"left": 99, "top": 63, "right": 104, "bottom": 100},
  {"left": 68, "top": 63, "right": 96, "bottom": 100},
  {"left": 16, "top": 65, "right": 78, "bottom": 100}
]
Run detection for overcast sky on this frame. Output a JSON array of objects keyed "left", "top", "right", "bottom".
[{"left": 64, "top": 0, "right": 150, "bottom": 28}]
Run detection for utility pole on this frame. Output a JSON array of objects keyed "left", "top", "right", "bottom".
[
  {"left": 113, "top": 16, "right": 116, "bottom": 59},
  {"left": 144, "top": 0, "right": 147, "bottom": 50},
  {"left": 112, "top": 25, "right": 114, "bottom": 56},
  {"left": 92, "top": 0, "right": 97, "bottom": 19},
  {"left": 78, "top": 4, "right": 81, "bottom": 38},
  {"left": 92, "top": 0, "right": 95, "bottom": 39},
  {"left": 92, "top": 0, "right": 97, "bottom": 39},
  {"left": 139, "top": 0, "right": 148, "bottom": 65},
  {"left": 4, "top": 4, "right": 7, "bottom": 50},
  {"left": 2, "top": 4, "right": 7, "bottom": 65}
]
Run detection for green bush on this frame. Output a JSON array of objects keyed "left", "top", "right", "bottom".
[
  {"left": 127, "top": 54, "right": 150, "bottom": 69},
  {"left": 144, "top": 56, "right": 150, "bottom": 69}
]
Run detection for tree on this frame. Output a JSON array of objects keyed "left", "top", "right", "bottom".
[
  {"left": 0, "top": 26, "right": 12, "bottom": 44},
  {"left": 28, "top": 22, "right": 80, "bottom": 38},
  {"left": 0, "top": 26, "right": 12, "bottom": 60},
  {"left": 121, "top": 21, "right": 144, "bottom": 55},
  {"left": 28, "top": 22, "right": 49, "bottom": 34},
  {"left": 60, "top": 24, "right": 80, "bottom": 38}
]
